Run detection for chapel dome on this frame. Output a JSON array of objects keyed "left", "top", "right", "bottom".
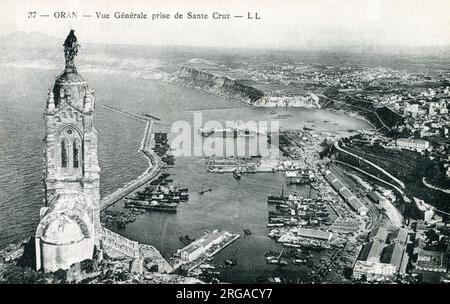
[
  {"left": 52, "top": 69, "right": 89, "bottom": 109},
  {"left": 40, "top": 213, "right": 88, "bottom": 245}
]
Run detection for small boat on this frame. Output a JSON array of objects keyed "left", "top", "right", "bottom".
[
  {"left": 292, "top": 259, "right": 307, "bottom": 266},
  {"left": 199, "top": 264, "right": 216, "bottom": 270},
  {"left": 267, "top": 196, "right": 287, "bottom": 204},
  {"left": 267, "top": 223, "right": 284, "bottom": 228},
  {"left": 266, "top": 258, "right": 279, "bottom": 265},
  {"left": 179, "top": 235, "right": 195, "bottom": 245},
  {"left": 233, "top": 171, "right": 241, "bottom": 180},
  {"left": 279, "top": 260, "right": 288, "bottom": 266},
  {"left": 243, "top": 229, "right": 252, "bottom": 236},
  {"left": 198, "top": 188, "right": 212, "bottom": 195},
  {"left": 224, "top": 259, "right": 237, "bottom": 266}
]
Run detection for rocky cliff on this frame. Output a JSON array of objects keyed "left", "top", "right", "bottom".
[{"left": 170, "top": 66, "right": 265, "bottom": 104}]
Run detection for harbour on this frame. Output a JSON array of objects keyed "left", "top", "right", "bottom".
[
  {"left": 1, "top": 1, "right": 450, "bottom": 286},
  {"left": 0, "top": 68, "right": 371, "bottom": 283},
  {"left": 169, "top": 230, "right": 241, "bottom": 275}
]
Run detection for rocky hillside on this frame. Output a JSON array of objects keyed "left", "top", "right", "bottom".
[
  {"left": 170, "top": 66, "right": 265, "bottom": 104},
  {"left": 0, "top": 237, "right": 202, "bottom": 284}
]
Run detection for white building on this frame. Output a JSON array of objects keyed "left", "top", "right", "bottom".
[
  {"left": 353, "top": 261, "right": 397, "bottom": 281},
  {"left": 413, "top": 197, "right": 435, "bottom": 222},
  {"left": 179, "top": 230, "right": 228, "bottom": 261},
  {"left": 35, "top": 31, "right": 100, "bottom": 272},
  {"left": 395, "top": 138, "right": 430, "bottom": 152}
]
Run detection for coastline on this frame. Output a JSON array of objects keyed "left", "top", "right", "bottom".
[
  {"left": 164, "top": 78, "right": 376, "bottom": 132},
  {"left": 0, "top": 65, "right": 375, "bottom": 131},
  {"left": 0, "top": 65, "right": 374, "bottom": 250}
]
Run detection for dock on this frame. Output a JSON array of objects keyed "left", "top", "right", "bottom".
[
  {"left": 207, "top": 234, "right": 241, "bottom": 257},
  {"left": 187, "top": 234, "right": 241, "bottom": 273},
  {"left": 170, "top": 230, "right": 241, "bottom": 273},
  {"left": 100, "top": 117, "right": 162, "bottom": 211}
]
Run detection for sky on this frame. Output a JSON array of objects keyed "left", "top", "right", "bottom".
[{"left": 1, "top": 0, "right": 449, "bottom": 49}]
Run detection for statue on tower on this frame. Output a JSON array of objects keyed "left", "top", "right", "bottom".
[{"left": 63, "top": 29, "right": 80, "bottom": 70}]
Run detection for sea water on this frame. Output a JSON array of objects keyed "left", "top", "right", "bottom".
[{"left": 0, "top": 67, "right": 370, "bottom": 282}]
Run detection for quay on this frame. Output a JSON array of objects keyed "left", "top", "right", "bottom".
[
  {"left": 100, "top": 114, "right": 162, "bottom": 211},
  {"left": 207, "top": 233, "right": 241, "bottom": 257},
  {"left": 170, "top": 230, "right": 241, "bottom": 273},
  {"left": 186, "top": 234, "right": 241, "bottom": 273}
]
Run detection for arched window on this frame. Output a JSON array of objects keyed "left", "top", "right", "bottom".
[
  {"left": 61, "top": 139, "right": 68, "bottom": 168},
  {"left": 73, "top": 139, "right": 80, "bottom": 168},
  {"left": 57, "top": 126, "right": 82, "bottom": 173}
]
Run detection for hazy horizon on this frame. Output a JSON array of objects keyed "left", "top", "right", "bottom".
[{"left": 1, "top": 0, "right": 450, "bottom": 51}]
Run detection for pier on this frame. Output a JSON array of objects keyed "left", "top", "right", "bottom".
[
  {"left": 186, "top": 234, "right": 241, "bottom": 273},
  {"left": 170, "top": 230, "right": 241, "bottom": 273},
  {"left": 100, "top": 108, "right": 162, "bottom": 211}
]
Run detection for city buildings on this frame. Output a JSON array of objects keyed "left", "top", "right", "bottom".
[
  {"left": 395, "top": 138, "right": 430, "bottom": 152},
  {"left": 325, "top": 172, "right": 368, "bottom": 216},
  {"left": 353, "top": 227, "right": 410, "bottom": 281},
  {"left": 415, "top": 249, "right": 447, "bottom": 274},
  {"left": 369, "top": 227, "right": 388, "bottom": 243},
  {"left": 413, "top": 197, "right": 435, "bottom": 222},
  {"left": 353, "top": 260, "right": 396, "bottom": 281}
]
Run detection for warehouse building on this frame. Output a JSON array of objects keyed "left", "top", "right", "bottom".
[
  {"left": 295, "top": 227, "right": 333, "bottom": 241},
  {"left": 380, "top": 243, "right": 408, "bottom": 274},
  {"left": 325, "top": 171, "right": 368, "bottom": 216},
  {"left": 354, "top": 227, "right": 410, "bottom": 281},
  {"left": 388, "top": 228, "right": 409, "bottom": 246}
]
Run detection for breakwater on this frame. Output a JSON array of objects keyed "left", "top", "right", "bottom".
[{"left": 99, "top": 106, "right": 161, "bottom": 211}]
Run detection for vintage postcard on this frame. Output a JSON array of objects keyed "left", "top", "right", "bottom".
[{"left": 0, "top": 0, "right": 449, "bottom": 292}]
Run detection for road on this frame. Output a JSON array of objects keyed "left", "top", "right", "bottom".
[{"left": 335, "top": 141, "right": 405, "bottom": 190}]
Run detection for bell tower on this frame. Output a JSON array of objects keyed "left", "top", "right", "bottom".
[{"left": 36, "top": 30, "right": 101, "bottom": 272}]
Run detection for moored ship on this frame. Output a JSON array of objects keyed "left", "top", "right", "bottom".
[{"left": 124, "top": 199, "right": 177, "bottom": 212}]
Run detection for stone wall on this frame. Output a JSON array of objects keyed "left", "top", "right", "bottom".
[
  {"left": 99, "top": 228, "right": 173, "bottom": 274},
  {"left": 99, "top": 227, "right": 140, "bottom": 258},
  {"left": 37, "top": 237, "right": 94, "bottom": 272}
]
